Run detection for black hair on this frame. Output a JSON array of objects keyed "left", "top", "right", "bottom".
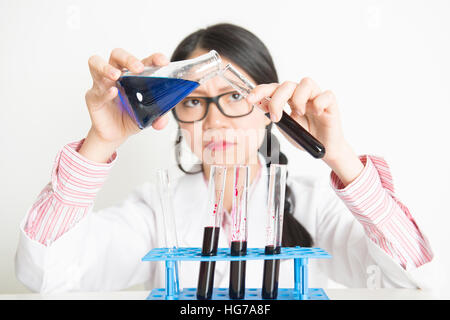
[{"left": 171, "top": 23, "right": 313, "bottom": 247}]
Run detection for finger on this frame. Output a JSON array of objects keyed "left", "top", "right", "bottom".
[
  {"left": 289, "top": 108, "right": 311, "bottom": 131},
  {"left": 85, "top": 86, "right": 118, "bottom": 110},
  {"left": 109, "top": 48, "right": 144, "bottom": 73},
  {"left": 267, "top": 81, "right": 297, "bottom": 122},
  {"left": 88, "top": 55, "right": 121, "bottom": 81},
  {"left": 151, "top": 113, "right": 169, "bottom": 130},
  {"left": 308, "top": 90, "right": 337, "bottom": 116},
  {"left": 246, "top": 83, "right": 279, "bottom": 114},
  {"left": 246, "top": 83, "right": 279, "bottom": 105},
  {"left": 141, "top": 52, "right": 170, "bottom": 67},
  {"left": 289, "top": 77, "right": 321, "bottom": 116}
]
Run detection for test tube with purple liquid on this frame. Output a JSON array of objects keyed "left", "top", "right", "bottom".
[
  {"left": 196, "top": 165, "right": 227, "bottom": 300},
  {"left": 262, "top": 164, "right": 287, "bottom": 299},
  {"left": 229, "top": 165, "right": 250, "bottom": 299}
]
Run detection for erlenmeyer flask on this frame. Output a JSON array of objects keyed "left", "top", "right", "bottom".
[{"left": 116, "top": 50, "right": 221, "bottom": 129}]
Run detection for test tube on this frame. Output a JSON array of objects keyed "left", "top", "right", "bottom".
[
  {"left": 220, "top": 64, "right": 325, "bottom": 159},
  {"left": 262, "top": 164, "right": 287, "bottom": 299},
  {"left": 197, "top": 165, "right": 227, "bottom": 300},
  {"left": 229, "top": 165, "right": 250, "bottom": 299},
  {"left": 156, "top": 169, "right": 181, "bottom": 297}
]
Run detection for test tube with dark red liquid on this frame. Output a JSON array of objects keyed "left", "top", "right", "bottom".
[
  {"left": 262, "top": 164, "right": 287, "bottom": 299},
  {"left": 220, "top": 64, "right": 325, "bottom": 159},
  {"left": 229, "top": 165, "right": 250, "bottom": 299},
  {"left": 196, "top": 165, "right": 227, "bottom": 300}
]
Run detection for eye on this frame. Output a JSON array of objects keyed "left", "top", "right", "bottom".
[
  {"left": 183, "top": 99, "right": 201, "bottom": 108},
  {"left": 229, "top": 92, "right": 243, "bottom": 102}
]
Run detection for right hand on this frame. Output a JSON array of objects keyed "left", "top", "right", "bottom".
[{"left": 80, "top": 49, "right": 170, "bottom": 162}]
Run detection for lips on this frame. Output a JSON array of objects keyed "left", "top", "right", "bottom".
[{"left": 205, "top": 140, "right": 237, "bottom": 151}]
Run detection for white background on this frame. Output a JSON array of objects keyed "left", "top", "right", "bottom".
[{"left": 0, "top": 0, "right": 449, "bottom": 294}]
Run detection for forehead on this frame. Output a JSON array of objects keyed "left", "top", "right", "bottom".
[
  {"left": 187, "top": 49, "right": 254, "bottom": 96},
  {"left": 191, "top": 76, "right": 233, "bottom": 96}
]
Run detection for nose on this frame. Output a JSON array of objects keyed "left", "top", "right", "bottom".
[{"left": 202, "top": 100, "right": 230, "bottom": 130}]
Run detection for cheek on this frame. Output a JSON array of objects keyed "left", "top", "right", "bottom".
[
  {"left": 177, "top": 110, "right": 269, "bottom": 164},
  {"left": 178, "top": 122, "right": 203, "bottom": 159},
  {"left": 233, "top": 111, "right": 268, "bottom": 154}
]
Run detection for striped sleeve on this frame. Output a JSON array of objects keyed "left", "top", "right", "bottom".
[
  {"left": 23, "top": 139, "right": 116, "bottom": 246},
  {"left": 329, "top": 155, "right": 434, "bottom": 270}
]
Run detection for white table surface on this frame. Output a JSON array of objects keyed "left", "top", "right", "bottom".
[{"left": 0, "top": 289, "right": 446, "bottom": 300}]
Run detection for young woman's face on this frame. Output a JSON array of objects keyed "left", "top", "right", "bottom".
[{"left": 176, "top": 49, "right": 271, "bottom": 167}]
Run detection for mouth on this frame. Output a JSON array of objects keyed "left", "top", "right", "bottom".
[{"left": 204, "top": 140, "right": 237, "bottom": 151}]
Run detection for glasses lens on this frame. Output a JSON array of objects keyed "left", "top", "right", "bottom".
[
  {"left": 218, "top": 92, "right": 252, "bottom": 117},
  {"left": 174, "top": 92, "right": 253, "bottom": 122},
  {"left": 174, "top": 97, "right": 207, "bottom": 122}
]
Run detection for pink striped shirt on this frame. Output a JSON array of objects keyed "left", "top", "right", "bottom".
[
  {"left": 24, "top": 140, "right": 433, "bottom": 270},
  {"left": 24, "top": 139, "right": 115, "bottom": 246},
  {"left": 330, "top": 155, "right": 433, "bottom": 269}
]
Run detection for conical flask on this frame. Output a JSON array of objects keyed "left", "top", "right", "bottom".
[{"left": 116, "top": 50, "right": 221, "bottom": 129}]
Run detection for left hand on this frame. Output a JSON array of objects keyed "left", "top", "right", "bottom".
[{"left": 247, "top": 77, "right": 347, "bottom": 164}]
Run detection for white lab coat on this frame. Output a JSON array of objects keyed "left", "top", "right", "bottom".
[{"left": 15, "top": 156, "right": 436, "bottom": 294}]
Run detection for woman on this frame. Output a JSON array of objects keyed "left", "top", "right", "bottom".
[{"left": 16, "top": 23, "right": 434, "bottom": 293}]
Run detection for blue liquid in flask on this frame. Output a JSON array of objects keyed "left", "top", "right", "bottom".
[{"left": 117, "top": 76, "right": 200, "bottom": 129}]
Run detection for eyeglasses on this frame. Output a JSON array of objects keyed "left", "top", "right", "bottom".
[{"left": 172, "top": 91, "right": 254, "bottom": 123}]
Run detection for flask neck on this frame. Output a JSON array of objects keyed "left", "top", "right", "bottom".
[
  {"left": 120, "top": 50, "right": 222, "bottom": 84},
  {"left": 186, "top": 50, "right": 222, "bottom": 84}
]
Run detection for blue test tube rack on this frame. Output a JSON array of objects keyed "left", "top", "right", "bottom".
[{"left": 142, "top": 246, "right": 331, "bottom": 300}]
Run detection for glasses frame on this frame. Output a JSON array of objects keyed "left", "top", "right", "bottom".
[{"left": 172, "top": 91, "right": 255, "bottom": 123}]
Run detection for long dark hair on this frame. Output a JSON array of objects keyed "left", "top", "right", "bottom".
[{"left": 171, "top": 23, "right": 313, "bottom": 247}]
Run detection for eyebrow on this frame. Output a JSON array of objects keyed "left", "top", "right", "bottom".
[{"left": 190, "top": 86, "right": 234, "bottom": 96}]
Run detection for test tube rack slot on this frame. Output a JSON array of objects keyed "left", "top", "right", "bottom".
[{"left": 142, "top": 246, "right": 331, "bottom": 300}]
